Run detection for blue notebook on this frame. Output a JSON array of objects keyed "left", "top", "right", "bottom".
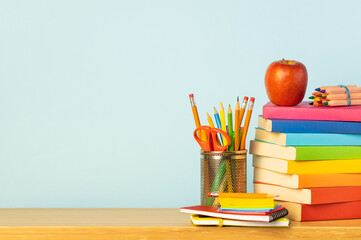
[
  {"left": 255, "top": 128, "right": 361, "bottom": 146},
  {"left": 258, "top": 115, "right": 361, "bottom": 134}
]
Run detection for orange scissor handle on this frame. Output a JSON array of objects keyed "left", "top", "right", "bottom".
[
  {"left": 193, "top": 126, "right": 230, "bottom": 152},
  {"left": 210, "top": 128, "right": 230, "bottom": 151},
  {"left": 194, "top": 126, "right": 212, "bottom": 151}
]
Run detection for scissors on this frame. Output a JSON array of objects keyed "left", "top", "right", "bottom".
[{"left": 193, "top": 126, "right": 231, "bottom": 151}]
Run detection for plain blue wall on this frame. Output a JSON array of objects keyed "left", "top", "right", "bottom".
[{"left": 0, "top": 0, "right": 360, "bottom": 207}]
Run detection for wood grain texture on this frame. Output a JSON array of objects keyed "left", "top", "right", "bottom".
[{"left": 0, "top": 208, "right": 359, "bottom": 239}]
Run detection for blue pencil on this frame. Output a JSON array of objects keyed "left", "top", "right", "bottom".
[{"left": 214, "top": 107, "right": 224, "bottom": 145}]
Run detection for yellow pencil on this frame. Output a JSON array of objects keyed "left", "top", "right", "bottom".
[
  {"left": 207, "top": 112, "right": 216, "bottom": 128},
  {"left": 219, "top": 102, "right": 228, "bottom": 146},
  {"left": 240, "top": 97, "right": 255, "bottom": 150}
]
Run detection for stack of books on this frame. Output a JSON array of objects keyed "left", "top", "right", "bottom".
[
  {"left": 250, "top": 101, "right": 361, "bottom": 221},
  {"left": 180, "top": 193, "right": 290, "bottom": 227}
]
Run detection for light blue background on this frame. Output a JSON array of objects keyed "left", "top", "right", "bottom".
[{"left": 0, "top": 0, "right": 360, "bottom": 207}]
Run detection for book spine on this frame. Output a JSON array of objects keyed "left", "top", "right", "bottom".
[
  {"left": 271, "top": 120, "right": 361, "bottom": 134},
  {"left": 263, "top": 105, "right": 361, "bottom": 122},
  {"left": 286, "top": 133, "right": 361, "bottom": 146}
]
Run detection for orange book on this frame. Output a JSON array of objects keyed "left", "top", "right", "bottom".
[
  {"left": 279, "top": 200, "right": 361, "bottom": 221},
  {"left": 254, "top": 183, "right": 361, "bottom": 205}
]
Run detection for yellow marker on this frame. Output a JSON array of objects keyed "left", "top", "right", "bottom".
[{"left": 219, "top": 102, "right": 228, "bottom": 146}]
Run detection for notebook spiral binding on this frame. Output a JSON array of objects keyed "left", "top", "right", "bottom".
[{"left": 269, "top": 208, "right": 289, "bottom": 221}]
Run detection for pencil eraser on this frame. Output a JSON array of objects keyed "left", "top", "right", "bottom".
[
  {"left": 189, "top": 94, "right": 194, "bottom": 98},
  {"left": 244, "top": 96, "right": 249, "bottom": 101},
  {"left": 250, "top": 97, "right": 255, "bottom": 102}
]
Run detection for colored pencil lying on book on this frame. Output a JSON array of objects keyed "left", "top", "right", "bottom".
[
  {"left": 315, "top": 85, "right": 357, "bottom": 91},
  {"left": 324, "top": 99, "right": 361, "bottom": 106}
]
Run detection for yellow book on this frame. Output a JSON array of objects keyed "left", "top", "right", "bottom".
[
  {"left": 253, "top": 155, "right": 361, "bottom": 174},
  {"left": 218, "top": 197, "right": 274, "bottom": 209}
]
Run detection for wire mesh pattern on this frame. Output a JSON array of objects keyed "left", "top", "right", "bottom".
[{"left": 201, "top": 150, "right": 247, "bottom": 206}]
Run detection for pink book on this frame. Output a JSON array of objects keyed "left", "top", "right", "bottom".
[{"left": 263, "top": 101, "right": 361, "bottom": 122}]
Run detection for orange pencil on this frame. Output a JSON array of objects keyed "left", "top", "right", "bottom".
[
  {"left": 240, "top": 97, "right": 255, "bottom": 150},
  {"left": 312, "top": 91, "right": 324, "bottom": 96},
  {"left": 189, "top": 94, "right": 207, "bottom": 141},
  {"left": 235, "top": 97, "right": 248, "bottom": 151},
  {"left": 234, "top": 97, "right": 240, "bottom": 151}
]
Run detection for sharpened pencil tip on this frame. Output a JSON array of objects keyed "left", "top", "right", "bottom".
[
  {"left": 237, "top": 96, "right": 239, "bottom": 102},
  {"left": 321, "top": 90, "right": 326, "bottom": 93},
  {"left": 315, "top": 88, "right": 320, "bottom": 91},
  {"left": 324, "top": 102, "right": 329, "bottom": 105},
  {"left": 309, "top": 96, "right": 314, "bottom": 99}
]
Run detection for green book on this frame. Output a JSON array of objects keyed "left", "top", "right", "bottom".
[{"left": 249, "top": 140, "right": 361, "bottom": 161}]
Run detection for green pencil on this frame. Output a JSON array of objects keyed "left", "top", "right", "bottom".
[
  {"left": 205, "top": 161, "right": 226, "bottom": 206},
  {"left": 227, "top": 105, "right": 234, "bottom": 151}
]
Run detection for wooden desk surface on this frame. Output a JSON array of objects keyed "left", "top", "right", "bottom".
[{"left": 0, "top": 208, "right": 360, "bottom": 239}]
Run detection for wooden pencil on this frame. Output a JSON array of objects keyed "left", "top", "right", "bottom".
[
  {"left": 315, "top": 85, "right": 357, "bottom": 91},
  {"left": 240, "top": 97, "right": 255, "bottom": 150},
  {"left": 324, "top": 99, "right": 361, "bottom": 106},
  {"left": 234, "top": 97, "right": 240, "bottom": 151},
  {"left": 322, "top": 87, "right": 361, "bottom": 94},
  {"left": 324, "top": 93, "right": 361, "bottom": 100}
]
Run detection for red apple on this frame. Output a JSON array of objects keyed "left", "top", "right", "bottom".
[{"left": 265, "top": 59, "right": 308, "bottom": 106}]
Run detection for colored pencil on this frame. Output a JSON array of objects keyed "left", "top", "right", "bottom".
[
  {"left": 207, "top": 112, "right": 221, "bottom": 144},
  {"left": 189, "top": 94, "right": 207, "bottom": 140},
  {"left": 240, "top": 97, "right": 255, "bottom": 150},
  {"left": 219, "top": 102, "right": 228, "bottom": 146},
  {"left": 234, "top": 97, "right": 240, "bottom": 151},
  {"left": 227, "top": 105, "right": 234, "bottom": 151},
  {"left": 235, "top": 97, "right": 248, "bottom": 151},
  {"left": 323, "top": 93, "right": 361, "bottom": 100},
  {"left": 214, "top": 108, "right": 223, "bottom": 145},
  {"left": 324, "top": 99, "right": 361, "bottom": 106},
  {"left": 322, "top": 87, "right": 361, "bottom": 94},
  {"left": 207, "top": 112, "right": 216, "bottom": 128},
  {"left": 315, "top": 85, "right": 357, "bottom": 91},
  {"left": 312, "top": 91, "right": 323, "bottom": 96}
]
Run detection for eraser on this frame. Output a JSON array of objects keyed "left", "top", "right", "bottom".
[
  {"left": 250, "top": 97, "right": 255, "bottom": 102},
  {"left": 189, "top": 94, "right": 194, "bottom": 98}
]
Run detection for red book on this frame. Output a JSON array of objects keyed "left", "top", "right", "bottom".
[
  {"left": 263, "top": 101, "right": 361, "bottom": 122},
  {"left": 279, "top": 200, "right": 361, "bottom": 221}
]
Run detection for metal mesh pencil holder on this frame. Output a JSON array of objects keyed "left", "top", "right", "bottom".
[{"left": 201, "top": 150, "right": 247, "bottom": 206}]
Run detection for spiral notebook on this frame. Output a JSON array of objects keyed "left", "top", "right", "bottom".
[{"left": 180, "top": 205, "right": 288, "bottom": 222}]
